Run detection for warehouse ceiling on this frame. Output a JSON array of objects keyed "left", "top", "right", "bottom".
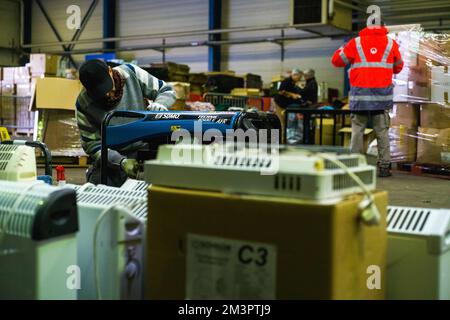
[{"left": 355, "top": 0, "right": 450, "bottom": 32}]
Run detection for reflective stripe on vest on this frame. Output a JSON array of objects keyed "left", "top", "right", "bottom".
[
  {"left": 394, "top": 59, "right": 403, "bottom": 66},
  {"left": 349, "top": 95, "right": 393, "bottom": 101},
  {"left": 339, "top": 50, "right": 349, "bottom": 65},
  {"left": 352, "top": 36, "right": 394, "bottom": 69}
]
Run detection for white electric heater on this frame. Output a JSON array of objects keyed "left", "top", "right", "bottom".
[
  {"left": 65, "top": 183, "right": 147, "bottom": 300},
  {"left": 387, "top": 206, "right": 450, "bottom": 300},
  {"left": 0, "top": 144, "right": 36, "bottom": 181},
  {"left": 145, "top": 144, "right": 376, "bottom": 201},
  {"left": 0, "top": 181, "right": 78, "bottom": 299}
]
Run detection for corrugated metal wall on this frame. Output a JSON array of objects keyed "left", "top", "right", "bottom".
[
  {"left": 31, "top": 0, "right": 103, "bottom": 61},
  {"left": 222, "top": 0, "right": 345, "bottom": 93},
  {"left": 28, "top": 0, "right": 345, "bottom": 93},
  {"left": 117, "top": 0, "right": 208, "bottom": 72},
  {"left": 0, "top": 0, "right": 20, "bottom": 66}
]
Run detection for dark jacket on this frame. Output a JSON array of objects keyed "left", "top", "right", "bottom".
[
  {"left": 298, "top": 78, "right": 318, "bottom": 105},
  {"left": 274, "top": 77, "right": 301, "bottom": 108}
]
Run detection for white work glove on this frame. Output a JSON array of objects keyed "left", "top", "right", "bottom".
[
  {"left": 147, "top": 102, "right": 168, "bottom": 111},
  {"left": 120, "top": 158, "right": 139, "bottom": 179}
]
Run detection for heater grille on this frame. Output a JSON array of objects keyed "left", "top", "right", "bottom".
[
  {"left": 0, "top": 145, "right": 17, "bottom": 171},
  {"left": 387, "top": 206, "right": 433, "bottom": 234},
  {"left": 0, "top": 181, "right": 76, "bottom": 239},
  {"left": 120, "top": 180, "right": 148, "bottom": 192},
  {"left": 333, "top": 170, "right": 373, "bottom": 190},
  {"left": 213, "top": 155, "right": 272, "bottom": 169},
  {"left": 274, "top": 174, "right": 301, "bottom": 192},
  {"left": 325, "top": 158, "right": 359, "bottom": 169},
  {"left": 72, "top": 184, "right": 148, "bottom": 220}
]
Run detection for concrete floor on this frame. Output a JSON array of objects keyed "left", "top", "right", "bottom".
[{"left": 39, "top": 166, "right": 450, "bottom": 209}]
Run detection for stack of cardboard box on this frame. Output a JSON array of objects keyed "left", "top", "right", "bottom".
[
  {"left": 389, "top": 29, "right": 450, "bottom": 166},
  {"left": 0, "top": 66, "right": 34, "bottom": 135},
  {"left": 390, "top": 30, "right": 431, "bottom": 102}
]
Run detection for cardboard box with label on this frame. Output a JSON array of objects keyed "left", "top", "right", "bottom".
[{"left": 146, "top": 186, "right": 387, "bottom": 300}]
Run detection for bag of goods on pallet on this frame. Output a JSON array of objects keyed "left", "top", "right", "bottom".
[
  {"left": 205, "top": 73, "right": 244, "bottom": 94},
  {"left": 185, "top": 101, "right": 215, "bottom": 112},
  {"left": 145, "top": 62, "right": 190, "bottom": 83},
  {"left": 242, "top": 73, "right": 263, "bottom": 89}
]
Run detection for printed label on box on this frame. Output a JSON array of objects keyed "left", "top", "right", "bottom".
[{"left": 186, "top": 233, "right": 277, "bottom": 300}]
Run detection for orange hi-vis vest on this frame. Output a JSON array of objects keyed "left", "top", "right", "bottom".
[{"left": 332, "top": 26, "right": 404, "bottom": 111}]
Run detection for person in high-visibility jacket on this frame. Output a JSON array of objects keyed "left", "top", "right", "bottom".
[{"left": 332, "top": 24, "right": 403, "bottom": 177}]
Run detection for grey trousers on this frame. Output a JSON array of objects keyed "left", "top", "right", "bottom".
[{"left": 350, "top": 110, "right": 391, "bottom": 167}]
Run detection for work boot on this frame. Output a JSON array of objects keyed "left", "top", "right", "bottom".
[{"left": 378, "top": 165, "right": 392, "bottom": 178}]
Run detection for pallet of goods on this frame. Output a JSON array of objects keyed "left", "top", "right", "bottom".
[{"left": 388, "top": 25, "right": 450, "bottom": 173}]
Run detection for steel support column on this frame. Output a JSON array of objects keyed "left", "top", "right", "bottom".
[
  {"left": 208, "top": 0, "right": 222, "bottom": 72},
  {"left": 103, "top": 0, "right": 116, "bottom": 51}
]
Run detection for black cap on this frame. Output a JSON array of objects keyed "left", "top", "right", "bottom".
[{"left": 79, "top": 59, "right": 113, "bottom": 101}]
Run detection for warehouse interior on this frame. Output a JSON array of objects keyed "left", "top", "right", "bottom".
[{"left": 0, "top": 0, "right": 450, "bottom": 301}]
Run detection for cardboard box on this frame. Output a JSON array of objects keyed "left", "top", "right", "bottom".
[
  {"left": 14, "top": 66, "right": 30, "bottom": 84},
  {"left": 314, "top": 118, "right": 342, "bottom": 146},
  {"left": 390, "top": 125, "right": 417, "bottom": 162},
  {"left": 168, "top": 82, "right": 190, "bottom": 100},
  {"left": 30, "top": 78, "right": 82, "bottom": 111},
  {"left": 420, "top": 103, "right": 450, "bottom": 129},
  {"left": 430, "top": 66, "right": 450, "bottom": 104},
  {"left": 16, "top": 83, "right": 32, "bottom": 97},
  {"left": 231, "top": 88, "right": 261, "bottom": 96},
  {"left": 30, "top": 54, "right": 59, "bottom": 76},
  {"left": 2, "top": 68, "right": 15, "bottom": 83},
  {"left": 0, "top": 81, "right": 15, "bottom": 96},
  {"left": 390, "top": 103, "right": 419, "bottom": 127},
  {"left": 38, "top": 109, "right": 85, "bottom": 157},
  {"left": 340, "top": 127, "right": 375, "bottom": 152},
  {"left": 417, "top": 127, "right": 450, "bottom": 165},
  {"left": 146, "top": 185, "right": 387, "bottom": 299}
]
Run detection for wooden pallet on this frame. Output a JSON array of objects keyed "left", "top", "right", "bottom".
[
  {"left": 396, "top": 162, "right": 450, "bottom": 179},
  {"left": 37, "top": 155, "right": 90, "bottom": 168}
]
